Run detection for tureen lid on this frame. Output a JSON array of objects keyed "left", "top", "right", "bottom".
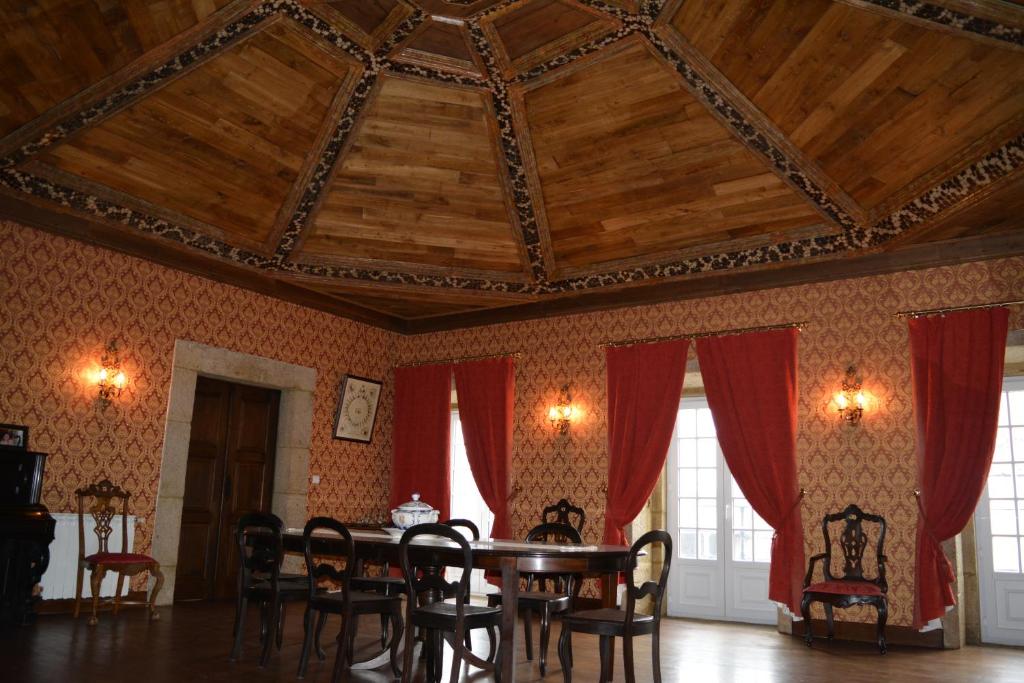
[{"left": 393, "top": 492, "right": 435, "bottom": 512}]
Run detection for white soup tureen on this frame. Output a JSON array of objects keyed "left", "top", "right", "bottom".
[{"left": 390, "top": 492, "right": 440, "bottom": 530}]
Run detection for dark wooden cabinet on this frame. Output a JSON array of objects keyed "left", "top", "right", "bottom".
[
  {"left": 175, "top": 378, "right": 279, "bottom": 601},
  {"left": 0, "top": 451, "right": 55, "bottom": 626}
]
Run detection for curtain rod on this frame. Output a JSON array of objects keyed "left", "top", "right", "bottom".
[
  {"left": 396, "top": 351, "right": 521, "bottom": 368},
  {"left": 894, "top": 299, "right": 1024, "bottom": 319},
  {"left": 600, "top": 321, "right": 807, "bottom": 349}
]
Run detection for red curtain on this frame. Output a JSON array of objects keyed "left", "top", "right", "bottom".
[
  {"left": 603, "top": 339, "right": 690, "bottom": 546},
  {"left": 390, "top": 364, "right": 452, "bottom": 523},
  {"left": 910, "top": 307, "right": 1009, "bottom": 629},
  {"left": 452, "top": 357, "right": 514, "bottom": 540},
  {"left": 696, "top": 328, "right": 804, "bottom": 616}
]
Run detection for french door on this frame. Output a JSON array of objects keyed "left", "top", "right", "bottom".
[
  {"left": 448, "top": 410, "right": 495, "bottom": 595},
  {"left": 666, "top": 399, "right": 775, "bottom": 624},
  {"left": 976, "top": 377, "right": 1024, "bottom": 646}
]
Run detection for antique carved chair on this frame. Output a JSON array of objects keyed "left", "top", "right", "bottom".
[
  {"left": 558, "top": 530, "right": 672, "bottom": 683},
  {"left": 399, "top": 523, "right": 502, "bottom": 683},
  {"left": 297, "top": 517, "right": 403, "bottom": 681},
  {"left": 801, "top": 504, "right": 888, "bottom": 654},
  {"left": 487, "top": 522, "right": 582, "bottom": 676},
  {"left": 74, "top": 479, "right": 163, "bottom": 625},
  {"left": 542, "top": 499, "right": 586, "bottom": 534},
  {"left": 230, "top": 512, "right": 308, "bottom": 666}
]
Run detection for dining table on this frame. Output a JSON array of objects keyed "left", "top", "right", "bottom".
[{"left": 280, "top": 526, "right": 634, "bottom": 680}]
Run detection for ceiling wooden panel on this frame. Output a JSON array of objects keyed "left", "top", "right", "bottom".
[
  {"left": 0, "top": 0, "right": 232, "bottom": 137},
  {"left": 300, "top": 280, "right": 535, "bottom": 319},
  {"left": 482, "top": 0, "right": 617, "bottom": 77},
  {"left": 519, "top": 39, "right": 826, "bottom": 271},
  {"left": 298, "top": 75, "right": 526, "bottom": 275},
  {"left": 414, "top": 0, "right": 509, "bottom": 19},
  {"left": 669, "top": 0, "right": 1024, "bottom": 210},
  {"left": 34, "top": 18, "right": 355, "bottom": 249},
  {"left": 390, "top": 17, "right": 484, "bottom": 77},
  {"left": 899, "top": 173, "right": 1024, "bottom": 245},
  {"left": 305, "top": 0, "right": 410, "bottom": 49}
]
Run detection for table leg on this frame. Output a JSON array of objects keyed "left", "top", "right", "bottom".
[
  {"left": 601, "top": 573, "right": 618, "bottom": 677},
  {"left": 500, "top": 558, "right": 519, "bottom": 682}
]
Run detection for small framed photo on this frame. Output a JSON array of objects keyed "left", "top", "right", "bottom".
[
  {"left": 333, "top": 375, "right": 382, "bottom": 444},
  {"left": 0, "top": 424, "right": 29, "bottom": 450}
]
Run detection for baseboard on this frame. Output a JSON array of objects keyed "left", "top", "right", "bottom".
[
  {"left": 36, "top": 591, "right": 148, "bottom": 615},
  {"left": 791, "top": 618, "right": 944, "bottom": 649}
]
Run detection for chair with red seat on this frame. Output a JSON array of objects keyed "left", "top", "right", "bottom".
[
  {"left": 73, "top": 479, "right": 164, "bottom": 625},
  {"left": 801, "top": 504, "right": 888, "bottom": 654}
]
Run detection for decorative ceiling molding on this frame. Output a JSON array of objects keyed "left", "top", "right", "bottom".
[{"left": 839, "top": 0, "right": 1024, "bottom": 48}]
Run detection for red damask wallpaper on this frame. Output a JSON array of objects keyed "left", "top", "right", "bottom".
[
  {"left": 0, "top": 220, "right": 398, "bottom": 588},
  {"left": 397, "top": 257, "right": 1024, "bottom": 627}
]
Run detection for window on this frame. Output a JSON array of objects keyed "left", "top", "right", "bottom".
[
  {"left": 448, "top": 410, "right": 494, "bottom": 594},
  {"left": 987, "top": 383, "right": 1024, "bottom": 573}
]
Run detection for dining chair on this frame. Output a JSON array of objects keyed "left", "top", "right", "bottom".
[
  {"left": 487, "top": 522, "right": 582, "bottom": 676},
  {"left": 73, "top": 479, "right": 164, "bottom": 626},
  {"left": 542, "top": 499, "right": 586, "bottom": 534},
  {"left": 443, "top": 518, "right": 480, "bottom": 541},
  {"left": 399, "top": 523, "right": 503, "bottom": 683},
  {"left": 297, "top": 517, "right": 404, "bottom": 680},
  {"left": 557, "top": 529, "right": 672, "bottom": 683},
  {"left": 229, "top": 512, "right": 308, "bottom": 667}
]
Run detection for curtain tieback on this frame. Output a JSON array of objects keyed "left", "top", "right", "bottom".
[
  {"left": 771, "top": 488, "right": 805, "bottom": 541},
  {"left": 914, "top": 490, "right": 954, "bottom": 581},
  {"left": 913, "top": 489, "right": 944, "bottom": 547}
]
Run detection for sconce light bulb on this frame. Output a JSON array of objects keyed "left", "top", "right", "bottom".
[
  {"left": 113, "top": 371, "right": 126, "bottom": 389},
  {"left": 855, "top": 392, "right": 865, "bottom": 409},
  {"left": 548, "top": 407, "right": 559, "bottom": 421},
  {"left": 98, "top": 368, "right": 108, "bottom": 382},
  {"left": 836, "top": 393, "right": 848, "bottom": 410}
]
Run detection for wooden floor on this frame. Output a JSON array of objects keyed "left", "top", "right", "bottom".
[{"left": 3, "top": 602, "right": 1023, "bottom": 682}]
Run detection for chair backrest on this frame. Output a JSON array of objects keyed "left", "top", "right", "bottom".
[
  {"left": 443, "top": 518, "right": 480, "bottom": 541},
  {"left": 525, "top": 522, "right": 582, "bottom": 594},
  {"left": 399, "top": 523, "right": 472, "bottom": 607},
  {"left": 542, "top": 499, "right": 585, "bottom": 534},
  {"left": 75, "top": 479, "right": 130, "bottom": 559},
  {"left": 303, "top": 517, "right": 353, "bottom": 600},
  {"left": 236, "top": 512, "right": 285, "bottom": 591},
  {"left": 819, "top": 504, "right": 887, "bottom": 588},
  {"left": 624, "top": 530, "right": 672, "bottom": 630}
]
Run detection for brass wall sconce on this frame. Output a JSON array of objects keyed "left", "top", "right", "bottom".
[
  {"left": 96, "top": 341, "right": 127, "bottom": 408},
  {"left": 835, "top": 365, "right": 865, "bottom": 426},
  {"left": 548, "top": 383, "right": 576, "bottom": 435}
]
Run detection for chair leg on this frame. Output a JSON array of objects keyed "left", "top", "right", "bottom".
[
  {"left": 298, "top": 606, "right": 316, "bottom": 679},
  {"left": 401, "top": 616, "right": 416, "bottom": 683},
  {"left": 331, "top": 610, "right": 352, "bottom": 683},
  {"left": 315, "top": 611, "right": 328, "bottom": 660},
  {"left": 276, "top": 600, "right": 286, "bottom": 651},
  {"left": 88, "top": 565, "right": 106, "bottom": 627},
  {"left": 380, "top": 613, "right": 389, "bottom": 650},
  {"left": 599, "top": 636, "right": 613, "bottom": 683},
  {"left": 230, "top": 596, "right": 247, "bottom": 661},
  {"left": 148, "top": 563, "right": 164, "bottom": 621},
  {"left": 623, "top": 632, "right": 636, "bottom": 683},
  {"left": 260, "top": 598, "right": 278, "bottom": 667},
  {"left": 824, "top": 604, "right": 834, "bottom": 640},
  {"left": 539, "top": 605, "right": 552, "bottom": 677},
  {"left": 877, "top": 600, "right": 888, "bottom": 655},
  {"left": 558, "top": 626, "right": 572, "bottom": 683},
  {"left": 113, "top": 574, "right": 124, "bottom": 616},
  {"left": 652, "top": 622, "right": 662, "bottom": 683},
  {"left": 389, "top": 611, "right": 404, "bottom": 678},
  {"left": 523, "top": 609, "right": 533, "bottom": 661},
  {"left": 448, "top": 618, "right": 467, "bottom": 683},
  {"left": 800, "top": 595, "right": 813, "bottom": 647},
  {"left": 74, "top": 563, "right": 85, "bottom": 619}
]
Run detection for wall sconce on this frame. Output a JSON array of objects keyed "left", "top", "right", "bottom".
[
  {"left": 548, "top": 383, "right": 576, "bottom": 435},
  {"left": 96, "top": 341, "right": 127, "bottom": 408},
  {"left": 835, "top": 365, "right": 865, "bottom": 426}
]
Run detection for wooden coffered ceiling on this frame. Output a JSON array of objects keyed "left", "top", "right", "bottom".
[{"left": 1, "top": 0, "right": 1022, "bottom": 334}]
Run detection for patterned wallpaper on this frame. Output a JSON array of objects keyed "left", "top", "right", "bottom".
[
  {"left": 0, "top": 220, "right": 399, "bottom": 587},
  {"left": 4, "top": 219, "right": 1023, "bottom": 626},
  {"left": 397, "top": 257, "right": 1024, "bottom": 626}
]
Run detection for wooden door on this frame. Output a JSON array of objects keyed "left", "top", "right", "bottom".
[{"left": 174, "top": 377, "right": 280, "bottom": 601}]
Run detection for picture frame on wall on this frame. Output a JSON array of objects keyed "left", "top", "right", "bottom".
[
  {"left": 333, "top": 375, "right": 382, "bottom": 444},
  {"left": 0, "top": 423, "right": 29, "bottom": 450}
]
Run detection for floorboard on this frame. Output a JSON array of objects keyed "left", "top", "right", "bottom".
[{"left": 3, "top": 602, "right": 1022, "bottom": 682}]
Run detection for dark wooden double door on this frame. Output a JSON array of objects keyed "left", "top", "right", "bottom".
[{"left": 175, "top": 377, "right": 280, "bottom": 601}]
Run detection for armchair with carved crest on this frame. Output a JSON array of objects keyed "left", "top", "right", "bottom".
[
  {"left": 801, "top": 504, "right": 888, "bottom": 654},
  {"left": 74, "top": 479, "right": 163, "bottom": 625}
]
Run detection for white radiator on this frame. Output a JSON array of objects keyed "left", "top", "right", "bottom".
[{"left": 39, "top": 512, "right": 136, "bottom": 601}]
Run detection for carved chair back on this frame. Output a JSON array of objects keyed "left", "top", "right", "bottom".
[
  {"left": 820, "top": 504, "right": 887, "bottom": 589},
  {"left": 75, "top": 479, "right": 131, "bottom": 560},
  {"left": 442, "top": 518, "right": 480, "bottom": 541},
  {"left": 624, "top": 530, "right": 673, "bottom": 632},
  {"left": 524, "top": 522, "right": 582, "bottom": 595},
  {"left": 302, "top": 517, "right": 353, "bottom": 601},
  {"left": 399, "top": 523, "right": 472, "bottom": 606},
  {"left": 542, "top": 499, "right": 586, "bottom": 534},
  {"left": 236, "top": 512, "right": 285, "bottom": 589}
]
